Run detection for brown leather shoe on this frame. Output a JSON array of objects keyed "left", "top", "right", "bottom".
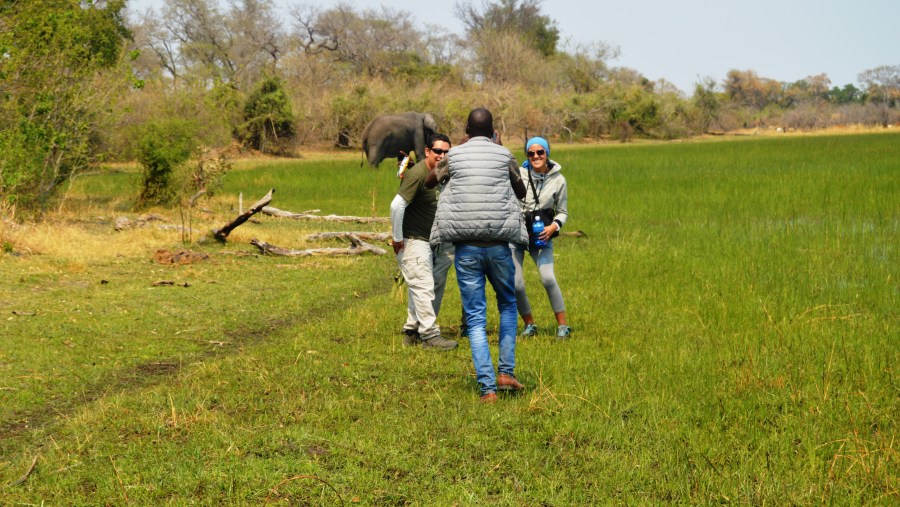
[
  {"left": 497, "top": 374, "right": 524, "bottom": 391},
  {"left": 480, "top": 392, "right": 498, "bottom": 404}
]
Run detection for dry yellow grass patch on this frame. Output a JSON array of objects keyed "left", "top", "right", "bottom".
[{"left": 1, "top": 210, "right": 210, "bottom": 265}]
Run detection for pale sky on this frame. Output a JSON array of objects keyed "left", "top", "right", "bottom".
[{"left": 129, "top": 0, "right": 900, "bottom": 93}]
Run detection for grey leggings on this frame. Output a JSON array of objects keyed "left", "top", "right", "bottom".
[{"left": 511, "top": 241, "right": 566, "bottom": 317}]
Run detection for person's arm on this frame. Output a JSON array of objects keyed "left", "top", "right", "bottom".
[
  {"left": 538, "top": 177, "right": 568, "bottom": 241},
  {"left": 508, "top": 160, "right": 526, "bottom": 199},
  {"left": 551, "top": 177, "right": 568, "bottom": 232},
  {"left": 425, "top": 158, "right": 449, "bottom": 189},
  {"left": 390, "top": 194, "right": 409, "bottom": 254}
]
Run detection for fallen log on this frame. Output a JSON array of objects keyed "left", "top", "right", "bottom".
[
  {"left": 114, "top": 213, "right": 169, "bottom": 231},
  {"left": 262, "top": 206, "right": 388, "bottom": 224},
  {"left": 153, "top": 249, "right": 210, "bottom": 265},
  {"left": 152, "top": 280, "right": 191, "bottom": 287},
  {"left": 305, "top": 231, "right": 390, "bottom": 242},
  {"left": 250, "top": 234, "right": 386, "bottom": 257},
  {"left": 157, "top": 224, "right": 200, "bottom": 234},
  {"left": 212, "top": 188, "right": 274, "bottom": 242}
]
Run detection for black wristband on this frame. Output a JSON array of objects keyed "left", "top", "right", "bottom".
[{"left": 553, "top": 219, "right": 563, "bottom": 229}]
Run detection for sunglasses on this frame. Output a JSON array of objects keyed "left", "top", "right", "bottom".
[
  {"left": 429, "top": 148, "right": 448, "bottom": 155},
  {"left": 527, "top": 149, "right": 546, "bottom": 158}
]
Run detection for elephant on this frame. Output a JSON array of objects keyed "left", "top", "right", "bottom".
[{"left": 361, "top": 112, "right": 438, "bottom": 167}]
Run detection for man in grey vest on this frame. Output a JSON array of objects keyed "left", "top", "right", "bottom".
[{"left": 427, "top": 108, "right": 529, "bottom": 403}]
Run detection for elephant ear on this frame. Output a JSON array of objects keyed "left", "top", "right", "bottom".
[{"left": 423, "top": 113, "right": 438, "bottom": 134}]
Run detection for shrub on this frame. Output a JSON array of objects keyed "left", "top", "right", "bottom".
[
  {"left": 190, "top": 148, "right": 231, "bottom": 200},
  {"left": 0, "top": 0, "right": 131, "bottom": 211},
  {"left": 136, "top": 119, "right": 198, "bottom": 207},
  {"left": 239, "top": 77, "right": 296, "bottom": 155}
]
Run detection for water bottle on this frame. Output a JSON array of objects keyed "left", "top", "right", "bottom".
[{"left": 532, "top": 215, "right": 547, "bottom": 248}]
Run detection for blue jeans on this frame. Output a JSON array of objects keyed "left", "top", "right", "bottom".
[{"left": 454, "top": 243, "right": 518, "bottom": 395}]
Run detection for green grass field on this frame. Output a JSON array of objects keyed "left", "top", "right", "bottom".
[{"left": 1, "top": 133, "right": 897, "bottom": 504}]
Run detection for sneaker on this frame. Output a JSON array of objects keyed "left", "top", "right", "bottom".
[
  {"left": 497, "top": 373, "right": 525, "bottom": 391},
  {"left": 556, "top": 325, "right": 572, "bottom": 339},
  {"left": 480, "top": 392, "right": 498, "bottom": 404},
  {"left": 421, "top": 335, "right": 458, "bottom": 351},
  {"left": 521, "top": 323, "right": 538, "bottom": 338},
  {"left": 402, "top": 329, "right": 421, "bottom": 346}
]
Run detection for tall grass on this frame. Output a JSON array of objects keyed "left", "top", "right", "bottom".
[{"left": 0, "top": 133, "right": 896, "bottom": 504}]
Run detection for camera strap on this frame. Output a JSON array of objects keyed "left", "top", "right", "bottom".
[{"left": 527, "top": 169, "right": 542, "bottom": 214}]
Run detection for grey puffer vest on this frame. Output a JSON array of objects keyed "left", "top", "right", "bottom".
[{"left": 431, "top": 137, "right": 528, "bottom": 246}]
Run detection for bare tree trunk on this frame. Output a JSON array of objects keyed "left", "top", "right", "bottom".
[
  {"left": 213, "top": 188, "right": 274, "bottom": 242},
  {"left": 250, "top": 234, "right": 386, "bottom": 256},
  {"left": 305, "top": 231, "right": 390, "bottom": 242},
  {"left": 262, "top": 206, "right": 388, "bottom": 223}
]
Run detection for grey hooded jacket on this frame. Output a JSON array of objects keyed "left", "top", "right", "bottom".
[
  {"left": 430, "top": 137, "right": 529, "bottom": 246},
  {"left": 519, "top": 160, "right": 569, "bottom": 228}
]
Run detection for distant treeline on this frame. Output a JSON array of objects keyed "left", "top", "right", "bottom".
[{"left": 2, "top": 0, "right": 899, "bottom": 210}]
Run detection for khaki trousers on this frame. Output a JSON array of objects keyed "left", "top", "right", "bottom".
[{"left": 397, "top": 238, "right": 440, "bottom": 339}]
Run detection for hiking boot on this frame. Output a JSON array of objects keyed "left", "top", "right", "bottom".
[
  {"left": 497, "top": 373, "right": 525, "bottom": 391},
  {"left": 421, "top": 335, "right": 458, "bottom": 351},
  {"left": 520, "top": 323, "right": 538, "bottom": 338},
  {"left": 480, "top": 392, "right": 498, "bottom": 404},
  {"left": 556, "top": 325, "right": 572, "bottom": 339},
  {"left": 402, "top": 329, "right": 421, "bottom": 346}
]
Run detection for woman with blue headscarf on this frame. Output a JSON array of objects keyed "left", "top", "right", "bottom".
[{"left": 512, "top": 136, "right": 571, "bottom": 339}]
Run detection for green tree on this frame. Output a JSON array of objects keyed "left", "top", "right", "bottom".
[
  {"left": 137, "top": 118, "right": 198, "bottom": 207},
  {"left": 456, "top": 0, "right": 559, "bottom": 57},
  {"left": 0, "top": 0, "right": 131, "bottom": 210},
  {"left": 605, "top": 84, "right": 662, "bottom": 141},
  {"left": 828, "top": 84, "right": 862, "bottom": 105},
  {"left": 557, "top": 41, "right": 618, "bottom": 93},
  {"left": 239, "top": 77, "right": 296, "bottom": 154},
  {"left": 691, "top": 78, "right": 722, "bottom": 134}
]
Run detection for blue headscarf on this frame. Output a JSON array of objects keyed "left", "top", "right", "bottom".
[{"left": 523, "top": 136, "right": 550, "bottom": 170}]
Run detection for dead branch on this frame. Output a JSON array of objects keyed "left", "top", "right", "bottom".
[
  {"left": 9, "top": 454, "right": 39, "bottom": 487},
  {"left": 213, "top": 189, "right": 274, "bottom": 242},
  {"left": 305, "top": 231, "right": 390, "bottom": 242},
  {"left": 114, "top": 213, "right": 169, "bottom": 231},
  {"left": 153, "top": 249, "right": 209, "bottom": 265},
  {"left": 157, "top": 224, "right": 200, "bottom": 234},
  {"left": 266, "top": 474, "right": 345, "bottom": 506},
  {"left": 561, "top": 230, "right": 586, "bottom": 237},
  {"left": 262, "top": 206, "right": 388, "bottom": 223},
  {"left": 109, "top": 456, "right": 129, "bottom": 504},
  {"left": 188, "top": 189, "right": 206, "bottom": 206},
  {"left": 250, "top": 234, "right": 386, "bottom": 257},
  {"left": 152, "top": 281, "right": 191, "bottom": 287}
]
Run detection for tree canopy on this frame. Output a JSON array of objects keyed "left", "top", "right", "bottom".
[
  {"left": 1, "top": 0, "right": 898, "bottom": 211},
  {"left": 455, "top": 0, "right": 560, "bottom": 57},
  {"left": 0, "top": 0, "right": 132, "bottom": 209}
]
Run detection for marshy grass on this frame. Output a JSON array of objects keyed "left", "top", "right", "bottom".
[{"left": 0, "top": 132, "right": 897, "bottom": 504}]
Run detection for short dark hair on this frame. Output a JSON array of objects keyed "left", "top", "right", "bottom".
[
  {"left": 428, "top": 132, "right": 451, "bottom": 148},
  {"left": 465, "top": 108, "right": 493, "bottom": 138}
]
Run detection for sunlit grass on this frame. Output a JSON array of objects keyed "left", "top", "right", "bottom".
[{"left": 1, "top": 132, "right": 897, "bottom": 504}]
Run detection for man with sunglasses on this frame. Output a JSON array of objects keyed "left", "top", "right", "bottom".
[{"left": 390, "top": 133, "right": 459, "bottom": 350}]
